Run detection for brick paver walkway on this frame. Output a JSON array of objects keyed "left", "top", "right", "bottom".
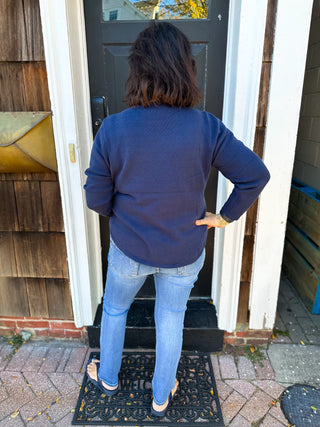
[{"left": 0, "top": 340, "right": 289, "bottom": 426}]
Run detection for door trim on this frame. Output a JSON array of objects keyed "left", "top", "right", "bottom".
[
  {"left": 213, "top": 0, "right": 269, "bottom": 332},
  {"left": 39, "top": 0, "right": 267, "bottom": 330},
  {"left": 249, "top": 0, "right": 313, "bottom": 329},
  {"left": 39, "top": 0, "right": 103, "bottom": 326}
]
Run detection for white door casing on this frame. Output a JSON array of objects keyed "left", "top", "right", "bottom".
[
  {"left": 39, "top": 0, "right": 103, "bottom": 327},
  {"left": 213, "top": 0, "right": 268, "bottom": 332},
  {"left": 249, "top": 0, "right": 314, "bottom": 330}
]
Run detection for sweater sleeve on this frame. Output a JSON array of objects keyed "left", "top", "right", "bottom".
[
  {"left": 212, "top": 120, "right": 270, "bottom": 222},
  {"left": 84, "top": 122, "right": 114, "bottom": 217}
]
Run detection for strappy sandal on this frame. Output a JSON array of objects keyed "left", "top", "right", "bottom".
[
  {"left": 86, "top": 358, "right": 119, "bottom": 396},
  {"left": 151, "top": 380, "right": 179, "bottom": 417}
]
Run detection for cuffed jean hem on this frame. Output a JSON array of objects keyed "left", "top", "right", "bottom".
[
  {"left": 153, "top": 396, "right": 170, "bottom": 406},
  {"left": 97, "top": 376, "right": 119, "bottom": 388}
]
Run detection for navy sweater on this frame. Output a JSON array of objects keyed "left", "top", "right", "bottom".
[{"left": 84, "top": 105, "right": 270, "bottom": 267}]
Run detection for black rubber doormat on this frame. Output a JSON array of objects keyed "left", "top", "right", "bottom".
[
  {"left": 281, "top": 384, "right": 320, "bottom": 426},
  {"left": 72, "top": 351, "right": 224, "bottom": 426}
]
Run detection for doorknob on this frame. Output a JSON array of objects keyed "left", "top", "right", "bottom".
[
  {"left": 94, "top": 118, "right": 102, "bottom": 127},
  {"left": 91, "top": 96, "right": 106, "bottom": 136}
]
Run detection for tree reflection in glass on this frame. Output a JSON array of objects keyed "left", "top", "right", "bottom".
[{"left": 102, "top": 0, "right": 209, "bottom": 21}]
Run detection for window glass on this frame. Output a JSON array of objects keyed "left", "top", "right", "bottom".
[
  {"left": 109, "top": 10, "right": 118, "bottom": 20},
  {"left": 102, "top": 0, "right": 209, "bottom": 21}
]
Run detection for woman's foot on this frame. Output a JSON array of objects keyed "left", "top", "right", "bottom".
[
  {"left": 152, "top": 378, "right": 179, "bottom": 414},
  {"left": 86, "top": 359, "right": 118, "bottom": 391}
]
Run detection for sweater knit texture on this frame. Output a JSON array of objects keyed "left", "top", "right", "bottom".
[{"left": 84, "top": 105, "right": 270, "bottom": 267}]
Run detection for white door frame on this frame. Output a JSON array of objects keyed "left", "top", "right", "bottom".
[
  {"left": 39, "top": 0, "right": 103, "bottom": 327},
  {"left": 213, "top": 0, "right": 269, "bottom": 332},
  {"left": 249, "top": 0, "right": 313, "bottom": 330},
  {"left": 39, "top": 0, "right": 270, "bottom": 330}
]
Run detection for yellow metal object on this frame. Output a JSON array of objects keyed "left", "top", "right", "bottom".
[
  {"left": 0, "top": 112, "right": 57, "bottom": 173},
  {"left": 68, "top": 143, "right": 76, "bottom": 163}
]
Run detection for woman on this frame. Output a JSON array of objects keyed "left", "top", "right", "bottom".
[{"left": 84, "top": 21, "right": 270, "bottom": 417}]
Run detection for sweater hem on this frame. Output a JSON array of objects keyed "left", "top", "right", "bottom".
[{"left": 110, "top": 232, "right": 206, "bottom": 269}]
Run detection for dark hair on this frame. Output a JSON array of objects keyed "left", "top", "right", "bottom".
[{"left": 125, "top": 22, "right": 202, "bottom": 108}]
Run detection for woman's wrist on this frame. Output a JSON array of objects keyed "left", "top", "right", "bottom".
[{"left": 216, "top": 213, "right": 230, "bottom": 228}]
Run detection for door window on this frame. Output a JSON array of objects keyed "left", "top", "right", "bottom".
[{"left": 102, "top": 0, "right": 210, "bottom": 21}]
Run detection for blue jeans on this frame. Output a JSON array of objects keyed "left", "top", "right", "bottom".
[{"left": 98, "top": 238, "right": 205, "bottom": 405}]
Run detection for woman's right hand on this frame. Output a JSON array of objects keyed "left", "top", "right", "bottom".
[{"left": 195, "top": 212, "right": 227, "bottom": 229}]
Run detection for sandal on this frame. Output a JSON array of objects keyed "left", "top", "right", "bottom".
[
  {"left": 151, "top": 380, "right": 179, "bottom": 417},
  {"left": 86, "top": 358, "right": 119, "bottom": 396}
]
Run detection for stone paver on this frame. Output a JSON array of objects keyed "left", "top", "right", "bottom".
[
  {"left": 225, "top": 380, "right": 256, "bottom": 399},
  {"left": 22, "top": 411, "right": 53, "bottom": 426},
  {"left": 274, "top": 313, "right": 287, "bottom": 330},
  {"left": 229, "top": 413, "right": 251, "bottom": 426},
  {"left": 39, "top": 347, "right": 66, "bottom": 373},
  {"left": 0, "top": 386, "right": 8, "bottom": 403},
  {"left": 311, "top": 313, "right": 320, "bottom": 327},
  {"left": 0, "top": 391, "right": 33, "bottom": 421},
  {"left": 23, "top": 371, "right": 54, "bottom": 395},
  {"left": 305, "top": 333, "right": 320, "bottom": 345},
  {"left": 210, "top": 354, "right": 221, "bottom": 379},
  {"left": 252, "top": 380, "right": 284, "bottom": 398},
  {"left": 272, "top": 334, "right": 292, "bottom": 344},
  {"left": 19, "top": 388, "right": 60, "bottom": 422},
  {"left": 222, "top": 391, "right": 246, "bottom": 424},
  {"left": 0, "top": 344, "right": 11, "bottom": 371},
  {"left": 287, "top": 322, "right": 308, "bottom": 343},
  {"left": 0, "top": 371, "right": 32, "bottom": 394},
  {"left": 219, "top": 355, "right": 238, "bottom": 379},
  {"left": 215, "top": 379, "right": 233, "bottom": 400},
  {"left": 0, "top": 414, "right": 25, "bottom": 426},
  {"left": 47, "top": 372, "right": 79, "bottom": 394},
  {"left": 269, "top": 404, "right": 289, "bottom": 425},
  {"left": 239, "top": 390, "right": 272, "bottom": 423},
  {"left": 63, "top": 347, "right": 87, "bottom": 373},
  {"left": 253, "top": 356, "right": 275, "bottom": 380},
  {"left": 296, "top": 315, "right": 317, "bottom": 334},
  {"left": 22, "top": 345, "right": 48, "bottom": 372},
  {"left": 279, "top": 308, "right": 298, "bottom": 327},
  {"left": 71, "top": 372, "right": 84, "bottom": 387},
  {"left": 276, "top": 277, "right": 320, "bottom": 345},
  {"left": 288, "top": 302, "right": 310, "bottom": 318},
  {"left": 56, "top": 348, "right": 72, "bottom": 373},
  {"left": 46, "top": 390, "right": 79, "bottom": 423},
  {"left": 81, "top": 347, "right": 93, "bottom": 373},
  {"left": 237, "top": 356, "right": 255, "bottom": 379},
  {"left": 55, "top": 410, "right": 75, "bottom": 426},
  {"left": 260, "top": 413, "right": 286, "bottom": 426},
  {"left": 4, "top": 344, "right": 33, "bottom": 371}
]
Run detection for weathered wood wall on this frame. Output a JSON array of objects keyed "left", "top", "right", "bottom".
[
  {"left": 237, "top": 0, "right": 278, "bottom": 324},
  {"left": 0, "top": 0, "right": 73, "bottom": 320},
  {"left": 0, "top": 0, "right": 50, "bottom": 110}
]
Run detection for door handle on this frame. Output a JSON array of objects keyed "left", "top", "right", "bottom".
[{"left": 91, "top": 96, "right": 107, "bottom": 136}]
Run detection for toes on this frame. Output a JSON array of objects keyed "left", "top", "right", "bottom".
[{"left": 87, "top": 359, "right": 99, "bottom": 381}]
